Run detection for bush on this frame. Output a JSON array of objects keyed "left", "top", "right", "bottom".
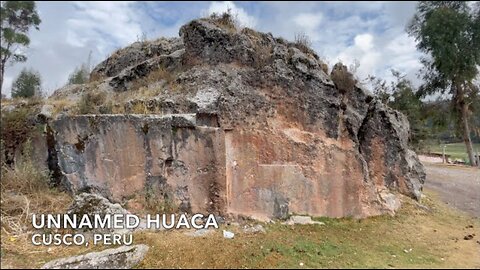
[
  {"left": 294, "top": 32, "right": 315, "bottom": 55},
  {"left": 1, "top": 139, "right": 49, "bottom": 194},
  {"left": 0, "top": 106, "right": 37, "bottom": 166},
  {"left": 11, "top": 68, "right": 42, "bottom": 98},
  {"left": 1, "top": 139, "right": 72, "bottom": 236},
  {"left": 67, "top": 64, "right": 90, "bottom": 85},
  {"left": 209, "top": 9, "right": 240, "bottom": 32},
  {"left": 330, "top": 62, "right": 356, "bottom": 94},
  {"left": 76, "top": 91, "right": 106, "bottom": 114}
]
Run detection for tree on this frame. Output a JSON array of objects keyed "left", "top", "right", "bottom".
[
  {"left": 11, "top": 67, "right": 41, "bottom": 98},
  {"left": 366, "top": 74, "right": 390, "bottom": 104},
  {"left": 388, "top": 70, "right": 428, "bottom": 149},
  {"left": 407, "top": 1, "right": 480, "bottom": 166},
  {"left": 67, "top": 64, "right": 90, "bottom": 85},
  {"left": 67, "top": 51, "right": 92, "bottom": 85},
  {"left": 0, "top": 1, "right": 41, "bottom": 95}
]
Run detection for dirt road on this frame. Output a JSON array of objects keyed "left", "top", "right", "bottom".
[{"left": 423, "top": 162, "right": 480, "bottom": 217}]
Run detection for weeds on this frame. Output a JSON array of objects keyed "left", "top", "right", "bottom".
[
  {"left": 0, "top": 140, "right": 72, "bottom": 237},
  {"left": 209, "top": 9, "right": 241, "bottom": 33},
  {"left": 294, "top": 32, "right": 315, "bottom": 55},
  {"left": 76, "top": 91, "right": 107, "bottom": 114},
  {"left": 0, "top": 105, "right": 37, "bottom": 167}
]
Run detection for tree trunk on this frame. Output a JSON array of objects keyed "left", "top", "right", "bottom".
[
  {"left": 0, "top": 61, "right": 4, "bottom": 96},
  {"left": 460, "top": 101, "right": 477, "bottom": 166},
  {"left": 456, "top": 81, "right": 477, "bottom": 166}
]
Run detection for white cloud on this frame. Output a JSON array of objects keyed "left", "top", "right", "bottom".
[
  {"left": 66, "top": 2, "right": 143, "bottom": 56},
  {"left": 3, "top": 2, "right": 151, "bottom": 97},
  {"left": 2, "top": 2, "right": 426, "bottom": 98},
  {"left": 293, "top": 13, "right": 323, "bottom": 40},
  {"left": 354, "top": 34, "right": 374, "bottom": 52},
  {"left": 207, "top": 1, "right": 257, "bottom": 28}
]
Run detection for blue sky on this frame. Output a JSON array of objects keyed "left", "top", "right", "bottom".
[{"left": 4, "top": 1, "right": 425, "bottom": 97}]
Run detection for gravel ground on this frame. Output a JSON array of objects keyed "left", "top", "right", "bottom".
[{"left": 423, "top": 161, "right": 480, "bottom": 217}]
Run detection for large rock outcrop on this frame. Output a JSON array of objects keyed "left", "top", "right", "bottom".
[{"left": 11, "top": 16, "right": 425, "bottom": 220}]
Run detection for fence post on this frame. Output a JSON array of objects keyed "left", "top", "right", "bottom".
[{"left": 477, "top": 149, "right": 480, "bottom": 168}]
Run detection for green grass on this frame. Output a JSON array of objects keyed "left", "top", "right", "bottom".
[{"left": 427, "top": 142, "right": 480, "bottom": 162}]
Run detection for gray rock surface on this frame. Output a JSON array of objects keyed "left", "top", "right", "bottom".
[
  {"left": 283, "top": 216, "right": 325, "bottom": 226},
  {"left": 67, "top": 193, "right": 130, "bottom": 216},
  {"left": 184, "top": 228, "right": 216, "bottom": 237},
  {"left": 242, "top": 224, "right": 266, "bottom": 234},
  {"left": 41, "top": 244, "right": 149, "bottom": 269},
  {"left": 359, "top": 100, "right": 426, "bottom": 200},
  {"left": 67, "top": 193, "right": 132, "bottom": 233},
  {"left": 91, "top": 37, "right": 183, "bottom": 80}
]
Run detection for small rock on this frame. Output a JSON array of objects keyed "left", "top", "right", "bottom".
[
  {"left": 243, "top": 224, "right": 266, "bottom": 234},
  {"left": 41, "top": 244, "right": 149, "bottom": 269},
  {"left": 37, "top": 104, "right": 54, "bottom": 122},
  {"left": 464, "top": 234, "right": 474, "bottom": 240},
  {"left": 283, "top": 216, "right": 325, "bottom": 225},
  {"left": 223, "top": 230, "right": 234, "bottom": 239},
  {"left": 414, "top": 202, "right": 431, "bottom": 212},
  {"left": 184, "top": 229, "right": 215, "bottom": 237}
]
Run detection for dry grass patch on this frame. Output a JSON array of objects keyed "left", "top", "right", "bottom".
[
  {"left": 135, "top": 191, "right": 480, "bottom": 269},
  {"left": 1, "top": 140, "right": 74, "bottom": 268},
  {"left": 1, "top": 176, "right": 478, "bottom": 268},
  {"left": 331, "top": 62, "right": 356, "bottom": 94},
  {"left": 0, "top": 139, "right": 75, "bottom": 268},
  {"left": 45, "top": 98, "right": 77, "bottom": 116},
  {"left": 209, "top": 10, "right": 240, "bottom": 33}
]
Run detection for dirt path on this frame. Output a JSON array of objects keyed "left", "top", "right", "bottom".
[{"left": 423, "top": 162, "right": 480, "bottom": 217}]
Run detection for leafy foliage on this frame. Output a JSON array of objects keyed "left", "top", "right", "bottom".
[
  {"left": 0, "top": 1, "right": 41, "bottom": 61},
  {"left": 67, "top": 64, "right": 90, "bottom": 85},
  {"left": 407, "top": 1, "right": 479, "bottom": 164},
  {"left": 0, "top": 1, "right": 41, "bottom": 93},
  {"left": 67, "top": 51, "right": 92, "bottom": 85},
  {"left": 11, "top": 67, "right": 41, "bottom": 98}
]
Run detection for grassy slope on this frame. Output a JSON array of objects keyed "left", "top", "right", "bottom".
[
  {"left": 1, "top": 190, "right": 479, "bottom": 269},
  {"left": 428, "top": 143, "right": 480, "bottom": 161}
]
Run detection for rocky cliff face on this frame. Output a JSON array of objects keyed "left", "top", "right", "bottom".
[{"left": 6, "top": 16, "right": 426, "bottom": 220}]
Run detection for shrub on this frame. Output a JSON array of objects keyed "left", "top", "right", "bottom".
[
  {"left": 131, "top": 102, "right": 147, "bottom": 114},
  {"left": 1, "top": 139, "right": 49, "bottom": 194},
  {"left": 0, "top": 106, "right": 37, "bottom": 166},
  {"left": 144, "top": 190, "right": 178, "bottom": 215},
  {"left": 209, "top": 9, "right": 240, "bottom": 32},
  {"left": 67, "top": 64, "right": 90, "bottom": 85},
  {"left": 294, "top": 32, "right": 315, "bottom": 55},
  {"left": 1, "top": 139, "right": 72, "bottom": 236},
  {"left": 130, "top": 67, "right": 175, "bottom": 92},
  {"left": 11, "top": 68, "right": 42, "bottom": 98},
  {"left": 330, "top": 62, "right": 356, "bottom": 94},
  {"left": 76, "top": 91, "right": 106, "bottom": 114}
]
